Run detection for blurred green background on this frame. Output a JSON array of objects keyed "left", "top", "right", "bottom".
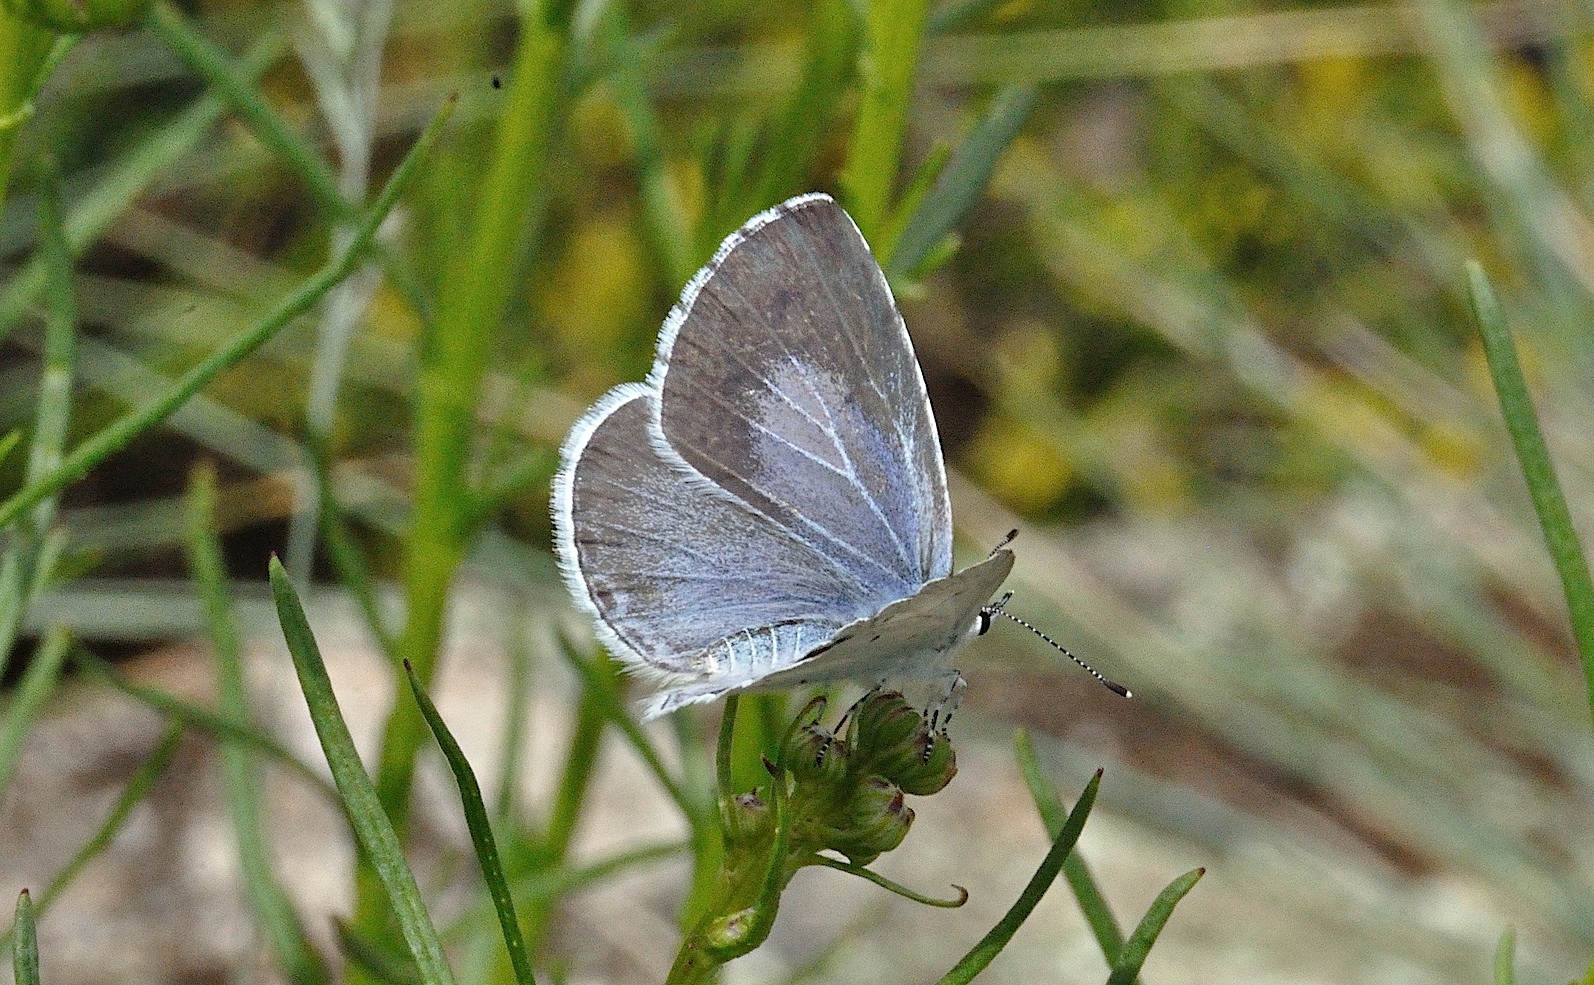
[{"left": 1, "top": 0, "right": 1592, "bottom": 983}]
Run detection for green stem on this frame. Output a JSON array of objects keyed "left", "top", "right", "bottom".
[{"left": 359, "top": 12, "right": 565, "bottom": 958}]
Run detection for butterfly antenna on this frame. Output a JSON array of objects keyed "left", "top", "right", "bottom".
[
  {"left": 986, "top": 592, "right": 1132, "bottom": 698},
  {"left": 989, "top": 528, "right": 1019, "bottom": 557}
]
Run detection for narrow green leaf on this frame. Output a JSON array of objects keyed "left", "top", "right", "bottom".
[
  {"left": 0, "top": 92, "right": 456, "bottom": 532},
  {"left": 403, "top": 661, "right": 536, "bottom": 985},
  {"left": 937, "top": 768, "right": 1102, "bottom": 985},
  {"left": 12, "top": 889, "right": 38, "bottom": 985},
  {"left": 186, "top": 466, "right": 328, "bottom": 985},
  {"left": 1467, "top": 262, "right": 1594, "bottom": 726},
  {"left": 1013, "top": 731, "right": 1128, "bottom": 969},
  {"left": 269, "top": 558, "right": 457, "bottom": 985},
  {"left": 749, "top": 0, "right": 857, "bottom": 211},
  {"left": 887, "top": 83, "right": 1037, "bottom": 280},
  {"left": 1105, "top": 868, "right": 1203, "bottom": 984},
  {"left": 0, "top": 626, "right": 70, "bottom": 800},
  {"left": 1493, "top": 925, "right": 1515, "bottom": 985}
]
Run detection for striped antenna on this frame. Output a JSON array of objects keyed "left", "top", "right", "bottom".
[{"left": 984, "top": 591, "right": 1131, "bottom": 699}]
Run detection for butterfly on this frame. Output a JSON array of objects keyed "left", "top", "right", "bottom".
[{"left": 552, "top": 194, "right": 1114, "bottom": 720}]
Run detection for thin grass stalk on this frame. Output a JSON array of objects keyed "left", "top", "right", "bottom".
[
  {"left": 287, "top": 0, "right": 393, "bottom": 582},
  {"left": 146, "top": 1, "right": 348, "bottom": 217},
  {"left": 403, "top": 662, "right": 536, "bottom": 985},
  {"left": 1012, "top": 730, "right": 1128, "bottom": 971},
  {"left": 0, "top": 158, "right": 74, "bottom": 680},
  {"left": 370, "top": 8, "right": 566, "bottom": 857},
  {"left": 840, "top": 0, "right": 929, "bottom": 250},
  {"left": 0, "top": 11, "right": 61, "bottom": 225},
  {"left": 186, "top": 466, "right": 328, "bottom": 985},
  {"left": 0, "top": 626, "right": 70, "bottom": 799},
  {"left": 1468, "top": 263, "right": 1594, "bottom": 726}
]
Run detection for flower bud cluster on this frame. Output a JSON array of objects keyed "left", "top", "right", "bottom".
[{"left": 777, "top": 690, "right": 957, "bottom": 866}]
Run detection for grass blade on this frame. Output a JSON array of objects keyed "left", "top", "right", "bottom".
[
  {"left": 1012, "top": 731, "right": 1128, "bottom": 970},
  {"left": 11, "top": 889, "right": 38, "bottom": 985},
  {"left": 0, "top": 627, "right": 71, "bottom": 800},
  {"left": 402, "top": 660, "right": 536, "bottom": 985},
  {"left": 840, "top": 0, "right": 930, "bottom": 246},
  {"left": 1105, "top": 868, "right": 1204, "bottom": 985},
  {"left": 269, "top": 557, "right": 456, "bottom": 985},
  {"left": 887, "top": 82, "right": 1037, "bottom": 279},
  {"left": 186, "top": 466, "right": 328, "bottom": 985},
  {"left": 1493, "top": 925, "right": 1515, "bottom": 985},
  {"left": 0, "top": 92, "right": 457, "bottom": 532},
  {"left": 0, "top": 158, "right": 77, "bottom": 681},
  {"left": 1467, "top": 262, "right": 1594, "bottom": 725},
  {"left": 936, "top": 768, "right": 1102, "bottom": 985}
]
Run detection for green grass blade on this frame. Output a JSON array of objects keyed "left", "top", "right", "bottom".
[
  {"left": 11, "top": 889, "right": 38, "bottom": 985},
  {"left": 269, "top": 557, "right": 456, "bottom": 985},
  {"left": 0, "top": 160, "right": 77, "bottom": 680},
  {"left": 402, "top": 660, "right": 537, "bottom": 985},
  {"left": 1013, "top": 731, "right": 1128, "bottom": 970},
  {"left": 1493, "top": 925, "right": 1515, "bottom": 985},
  {"left": 886, "top": 82, "right": 1037, "bottom": 280},
  {"left": 373, "top": 9, "right": 564, "bottom": 869},
  {"left": 936, "top": 768, "right": 1102, "bottom": 985},
  {"left": 186, "top": 466, "right": 328, "bottom": 985},
  {"left": 0, "top": 93, "right": 456, "bottom": 533},
  {"left": 1467, "top": 262, "right": 1594, "bottom": 726},
  {"left": 0, "top": 626, "right": 70, "bottom": 800},
  {"left": 1104, "top": 868, "right": 1204, "bottom": 985}
]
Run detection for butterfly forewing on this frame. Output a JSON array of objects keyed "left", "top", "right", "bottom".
[{"left": 652, "top": 196, "right": 953, "bottom": 602}]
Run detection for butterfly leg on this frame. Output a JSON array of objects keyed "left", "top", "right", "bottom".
[
  {"left": 836, "top": 681, "right": 885, "bottom": 736},
  {"left": 925, "top": 671, "right": 967, "bottom": 734}
]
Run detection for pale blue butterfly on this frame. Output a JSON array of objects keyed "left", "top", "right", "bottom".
[{"left": 552, "top": 194, "right": 1121, "bottom": 719}]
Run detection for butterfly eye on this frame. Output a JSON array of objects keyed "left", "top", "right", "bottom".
[{"left": 975, "top": 610, "right": 994, "bottom": 636}]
